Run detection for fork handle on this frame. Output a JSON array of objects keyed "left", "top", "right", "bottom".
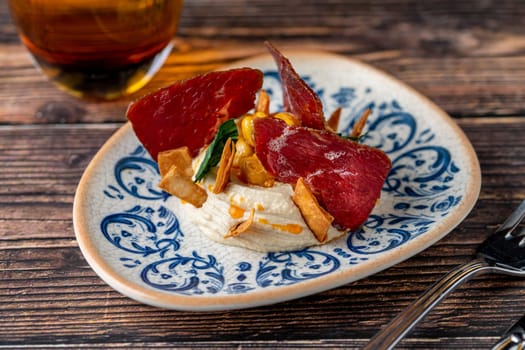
[{"left": 363, "top": 258, "right": 493, "bottom": 350}]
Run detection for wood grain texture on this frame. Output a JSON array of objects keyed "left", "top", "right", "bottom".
[
  {"left": 2, "top": 0, "right": 525, "bottom": 348},
  {"left": 1, "top": 120, "right": 525, "bottom": 349},
  {"left": 1, "top": 0, "right": 525, "bottom": 124}
]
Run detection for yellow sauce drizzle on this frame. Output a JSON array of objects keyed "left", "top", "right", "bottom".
[
  {"left": 228, "top": 204, "right": 245, "bottom": 219},
  {"left": 272, "top": 223, "right": 303, "bottom": 234},
  {"left": 256, "top": 203, "right": 265, "bottom": 211},
  {"left": 257, "top": 218, "right": 303, "bottom": 234}
]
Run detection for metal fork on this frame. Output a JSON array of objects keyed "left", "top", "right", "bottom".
[
  {"left": 491, "top": 313, "right": 525, "bottom": 350},
  {"left": 364, "top": 199, "right": 525, "bottom": 350}
]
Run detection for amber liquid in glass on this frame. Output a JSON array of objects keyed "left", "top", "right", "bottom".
[{"left": 8, "top": 0, "right": 183, "bottom": 99}]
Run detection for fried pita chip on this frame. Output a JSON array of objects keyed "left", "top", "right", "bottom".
[
  {"left": 225, "top": 208, "right": 255, "bottom": 238},
  {"left": 349, "top": 108, "right": 371, "bottom": 139},
  {"left": 213, "top": 137, "right": 236, "bottom": 194},
  {"left": 159, "top": 165, "right": 207, "bottom": 208},
  {"left": 158, "top": 147, "right": 193, "bottom": 178},
  {"left": 292, "top": 177, "right": 334, "bottom": 242},
  {"left": 327, "top": 107, "right": 342, "bottom": 132},
  {"left": 256, "top": 90, "right": 270, "bottom": 114}
]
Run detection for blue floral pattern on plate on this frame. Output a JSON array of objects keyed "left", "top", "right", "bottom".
[{"left": 75, "top": 52, "right": 480, "bottom": 310}]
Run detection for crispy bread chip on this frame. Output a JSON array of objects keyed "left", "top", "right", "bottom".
[
  {"left": 349, "top": 108, "right": 371, "bottom": 139},
  {"left": 327, "top": 107, "right": 342, "bottom": 132},
  {"left": 213, "top": 137, "right": 236, "bottom": 194},
  {"left": 256, "top": 90, "right": 270, "bottom": 114},
  {"left": 225, "top": 208, "right": 255, "bottom": 238},
  {"left": 292, "top": 178, "right": 334, "bottom": 242},
  {"left": 159, "top": 166, "right": 207, "bottom": 208},
  {"left": 158, "top": 147, "right": 193, "bottom": 178}
]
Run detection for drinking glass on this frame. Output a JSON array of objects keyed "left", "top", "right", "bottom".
[{"left": 8, "top": 0, "right": 184, "bottom": 100}]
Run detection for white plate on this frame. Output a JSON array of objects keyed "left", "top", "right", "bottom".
[{"left": 73, "top": 51, "right": 481, "bottom": 311}]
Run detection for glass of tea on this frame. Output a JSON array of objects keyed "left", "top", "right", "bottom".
[{"left": 8, "top": 0, "right": 183, "bottom": 100}]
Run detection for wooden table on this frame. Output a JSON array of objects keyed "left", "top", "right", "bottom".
[{"left": 2, "top": 1, "right": 525, "bottom": 349}]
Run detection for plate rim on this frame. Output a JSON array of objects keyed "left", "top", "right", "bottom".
[{"left": 73, "top": 50, "right": 481, "bottom": 311}]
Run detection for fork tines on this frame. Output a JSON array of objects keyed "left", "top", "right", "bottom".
[{"left": 494, "top": 200, "right": 525, "bottom": 245}]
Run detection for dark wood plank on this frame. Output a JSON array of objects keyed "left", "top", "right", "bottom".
[
  {"left": 2, "top": 43, "right": 525, "bottom": 123},
  {"left": 2, "top": 0, "right": 525, "bottom": 49},
  {"left": 2, "top": 1, "right": 525, "bottom": 348},
  {"left": 1, "top": 0, "right": 525, "bottom": 124},
  {"left": 1, "top": 119, "right": 525, "bottom": 348}
]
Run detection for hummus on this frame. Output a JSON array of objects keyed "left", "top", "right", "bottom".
[{"left": 180, "top": 168, "right": 346, "bottom": 252}]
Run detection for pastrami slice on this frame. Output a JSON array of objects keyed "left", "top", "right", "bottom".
[
  {"left": 254, "top": 117, "right": 392, "bottom": 230},
  {"left": 127, "top": 68, "right": 263, "bottom": 160},
  {"left": 265, "top": 42, "right": 326, "bottom": 130}
]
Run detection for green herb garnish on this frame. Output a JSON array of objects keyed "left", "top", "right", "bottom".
[
  {"left": 343, "top": 131, "right": 368, "bottom": 143},
  {"left": 344, "top": 131, "right": 369, "bottom": 143},
  {"left": 194, "top": 119, "right": 239, "bottom": 182}
]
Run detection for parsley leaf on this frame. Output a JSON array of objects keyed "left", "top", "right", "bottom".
[
  {"left": 194, "top": 119, "right": 239, "bottom": 182},
  {"left": 339, "top": 131, "right": 369, "bottom": 143}
]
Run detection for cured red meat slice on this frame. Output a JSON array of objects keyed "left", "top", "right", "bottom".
[
  {"left": 265, "top": 42, "right": 326, "bottom": 130},
  {"left": 127, "top": 68, "right": 263, "bottom": 160},
  {"left": 254, "top": 117, "right": 391, "bottom": 231}
]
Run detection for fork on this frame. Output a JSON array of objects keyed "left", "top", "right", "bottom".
[
  {"left": 491, "top": 312, "right": 525, "bottom": 350},
  {"left": 364, "top": 199, "right": 525, "bottom": 350}
]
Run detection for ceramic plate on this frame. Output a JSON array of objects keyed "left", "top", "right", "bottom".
[{"left": 73, "top": 51, "right": 481, "bottom": 311}]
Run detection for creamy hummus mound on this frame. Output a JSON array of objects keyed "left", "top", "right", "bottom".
[{"left": 179, "top": 173, "right": 346, "bottom": 252}]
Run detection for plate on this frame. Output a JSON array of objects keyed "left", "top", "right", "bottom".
[{"left": 73, "top": 51, "right": 481, "bottom": 311}]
